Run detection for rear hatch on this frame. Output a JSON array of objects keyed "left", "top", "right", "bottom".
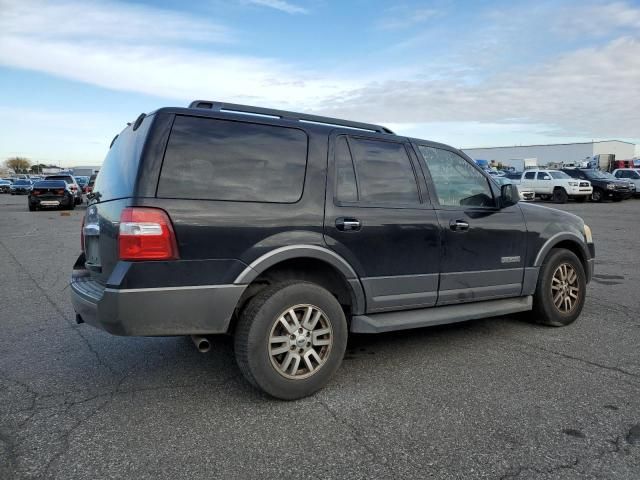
[
  {"left": 83, "top": 117, "right": 153, "bottom": 284},
  {"left": 32, "top": 181, "right": 68, "bottom": 204}
]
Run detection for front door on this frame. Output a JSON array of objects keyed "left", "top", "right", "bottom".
[
  {"left": 415, "top": 144, "right": 527, "bottom": 305},
  {"left": 324, "top": 132, "right": 442, "bottom": 313}
]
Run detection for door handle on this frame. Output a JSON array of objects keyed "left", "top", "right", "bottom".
[
  {"left": 449, "top": 219, "right": 469, "bottom": 232},
  {"left": 336, "top": 217, "right": 361, "bottom": 231}
]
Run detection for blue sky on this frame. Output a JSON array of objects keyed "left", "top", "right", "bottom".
[{"left": 0, "top": 0, "right": 639, "bottom": 166}]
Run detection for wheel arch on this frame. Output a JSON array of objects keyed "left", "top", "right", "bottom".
[
  {"left": 534, "top": 233, "right": 589, "bottom": 274},
  {"left": 232, "top": 245, "right": 366, "bottom": 323}
]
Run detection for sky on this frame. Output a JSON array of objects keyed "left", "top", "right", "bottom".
[{"left": 0, "top": 0, "right": 639, "bottom": 166}]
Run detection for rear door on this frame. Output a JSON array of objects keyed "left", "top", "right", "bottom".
[
  {"left": 324, "top": 132, "right": 441, "bottom": 313},
  {"left": 415, "top": 144, "right": 527, "bottom": 305}
]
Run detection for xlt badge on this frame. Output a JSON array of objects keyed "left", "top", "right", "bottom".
[{"left": 501, "top": 256, "right": 521, "bottom": 264}]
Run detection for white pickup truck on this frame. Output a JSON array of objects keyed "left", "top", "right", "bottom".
[{"left": 513, "top": 169, "right": 592, "bottom": 203}]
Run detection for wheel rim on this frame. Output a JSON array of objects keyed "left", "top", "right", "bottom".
[
  {"left": 551, "top": 263, "right": 580, "bottom": 313},
  {"left": 268, "top": 304, "right": 333, "bottom": 380}
]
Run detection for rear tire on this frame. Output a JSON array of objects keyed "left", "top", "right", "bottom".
[
  {"left": 28, "top": 204, "right": 36, "bottom": 212},
  {"left": 552, "top": 188, "right": 568, "bottom": 204},
  {"left": 234, "top": 281, "right": 348, "bottom": 400},
  {"left": 531, "top": 248, "right": 586, "bottom": 327}
]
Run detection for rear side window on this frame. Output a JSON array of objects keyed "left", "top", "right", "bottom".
[
  {"left": 345, "top": 137, "right": 419, "bottom": 204},
  {"left": 524, "top": 172, "right": 536, "bottom": 179},
  {"left": 158, "top": 116, "right": 308, "bottom": 203},
  {"left": 94, "top": 116, "right": 151, "bottom": 201},
  {"left": 335, "top": 136, "right": 358, "bottom": 202}
]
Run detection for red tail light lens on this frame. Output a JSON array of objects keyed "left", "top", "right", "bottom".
[
  {"left": 32, "top": 189, "right": 40, "bottom": 196},
  {"left": 118, "top": 207, "right": 178, "bottom": 261},
  {"left": 56, "top": 189, "right": 65, "bottom": 195}
]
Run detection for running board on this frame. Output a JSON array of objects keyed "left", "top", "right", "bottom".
[{"left": 351, "top": 296, "right": 533, "bottom": 334}]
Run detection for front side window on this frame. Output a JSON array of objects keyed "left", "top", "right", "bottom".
[
  {"left": 347, "top": 138, "right": 420, "bottom": 204},
  {"left": 418, "top": 146, "right": 494, "bottom": 207},
  {"left": 158, "top": 116, "right": 308, "bottom": 203},
  {"left": 538, "top": 172, "right": 551, "bottom": 180}
]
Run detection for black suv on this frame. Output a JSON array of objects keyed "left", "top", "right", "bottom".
[
  {"left": 71, "top": 101, "right": 595, "bottom": 399},
  {"left": 561, "top": 168, "right": 632, "bottom": 202}
]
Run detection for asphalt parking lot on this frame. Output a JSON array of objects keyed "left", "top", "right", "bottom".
[{"left": 1, "top": 193, "right": 639, "bottom": 480}]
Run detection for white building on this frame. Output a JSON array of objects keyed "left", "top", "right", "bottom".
[
  {"left": 70, "top": 165, "right": 101, "bottom": 177},
  {"left": 463, "top": 140, "right": 636, "bottom": 167}
]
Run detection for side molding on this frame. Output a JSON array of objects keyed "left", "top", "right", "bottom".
[{"left": 234, "top": 245, "right": 366, "bottom": 314}]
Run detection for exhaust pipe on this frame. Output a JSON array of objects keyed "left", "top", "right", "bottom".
[{"left": 191, "top": 335, "right": 211, "bottom": 353}]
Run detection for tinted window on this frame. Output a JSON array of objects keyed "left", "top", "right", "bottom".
[
  {"left": 158, "top": 116, "right": 308, "bottom": 203},
  {"left": 524, "top": 172, "right": 536, "bottom": 179},
  {"left": 348, "top": 138, "right": 419, "bottom": 204},
  {"left": 537, "top": 172, "right": 551, "bottom": 180},
  {"left": 549, "top": 171, "right": 570, "bottom": 179},
  {"left": 34, "top": 181, "right": 66, "bottom": 188},
  {"left": 419, "top": 146, "right": 494, "bottom": 207},
  {"left": 46, "top": 175, "right": 74, "bottom": 183},
  {"left": 94, "top": 116, "right": 151, "bottom": 201},
  {"left": 335, "top": 136, "right": 357, "bottom": 202}
]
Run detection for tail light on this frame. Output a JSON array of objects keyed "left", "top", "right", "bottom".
[
  {"left": 118, "top": 207, "right": 178, "bottom": 261},
  {"left": 56, "top": 189, "right": 65, "bottom": 195},
  {"left": 32, "top": 189, "right": 40, "bottom": 196}
]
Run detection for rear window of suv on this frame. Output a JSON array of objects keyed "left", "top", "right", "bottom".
[
  {"left": 157, "top": 116, "right": 308, "bottom": 203},
  {"left": 92, "top": 116, "right": 151, "bottom": 201}
]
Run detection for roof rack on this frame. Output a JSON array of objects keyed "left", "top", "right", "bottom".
[{"left": 188, "top": 100, "right": 394, "bottom": 134}]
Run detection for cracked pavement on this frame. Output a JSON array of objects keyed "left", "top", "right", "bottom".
[{"left": 1, "top": 193, "right": 639, "bottom": 479}]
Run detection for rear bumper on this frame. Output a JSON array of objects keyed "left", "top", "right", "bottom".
[{"left": 71, "top": 270, "right": 246, "bottom": 336}]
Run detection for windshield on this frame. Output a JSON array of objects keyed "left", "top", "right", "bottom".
[
  {"left": 584, "top": 170, "right": 608, "bottom": 179},
  {"left": 549, "top": 171, "right": 571, "bottom": 179}
]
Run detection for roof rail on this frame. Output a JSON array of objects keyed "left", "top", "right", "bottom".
[{"left": 188, "top": 100, "right": 394, "bottom": 134}]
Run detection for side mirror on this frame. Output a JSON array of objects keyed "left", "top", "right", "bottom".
[{"left": 500, "top": 184, "right": 519, "bottom": 208}]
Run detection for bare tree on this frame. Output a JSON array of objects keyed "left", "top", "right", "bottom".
[{"left": 5, "top": 157, "right": 31, "bottom": 173}]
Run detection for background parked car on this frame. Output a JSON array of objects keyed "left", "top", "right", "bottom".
[
  {"left": 492, "top": 175, "right": 535, "bottom": 201},
  {"left": 562, "top": 168, "right": 632, "bottom": 202},
  {"left": 0, "top": 179, "right": 11, "bottom": 193},
  {"left": 28, "top": 180, "right": 75, "bottom": 211},
  {"left": 514, "top": 169, "right": 592, "bottom": 203},
  {"left": 86, "top": 173, "right": 97, "bottom": 194},
  {"left": 75, "top": 176, "right": 90, "bottom": 193},
  {"left": 10, "top": 179, "right": 33, "bottom": 195},
  {"left": 44, "top": 175, "right": 83, "bottom": 205},
  {"left": 612, "top": 168, "right": 640, "bottom": 197}
]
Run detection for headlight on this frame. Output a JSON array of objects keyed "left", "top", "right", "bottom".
[
  {"left": 583, "top": 224, "right": 593, "bottom": 243},
  {"left": 568, "top": 181, "right": 578, "bottom": 186},
  {"left": 606, "top": 183, "right": 615, "bottom": 190}
]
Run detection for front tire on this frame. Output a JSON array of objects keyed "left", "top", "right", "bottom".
[
  {"left": 234, "top": 281, "right": 348, "bottom": 400},
  {"left": 531, "top": 248, "right": 586, "bottom": 327},
  {"left": 553, "top": 188, "right": 568, "bottom": 204},
  {"left": 591, "top": 188, "right": 604, "bottom": 202}
]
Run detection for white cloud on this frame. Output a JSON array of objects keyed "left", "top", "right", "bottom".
[
  {"left": 377, "top": 7, "right": 441, "bottom": 30},
  {"left": 555, "top": 1, "right": 640, "bottom": 35},
  {"left": 0, "top": 0, "right": 233, "bottom": 44},
  {"left": 0, "top": 0, "right": 638, "bottom": 155},
  {"left": 316, "top": 37, "right": 640, "bottom": 140},
  {"left": 245, "top": 0, "right": 308, "bottom": 15}
]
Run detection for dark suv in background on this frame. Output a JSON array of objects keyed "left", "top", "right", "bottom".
[
  {"left": 71, "top": 101, "right": 595, "bottom": 399},
  {"left": 561, "top": 168, "right": 633, "bottom": 202}
]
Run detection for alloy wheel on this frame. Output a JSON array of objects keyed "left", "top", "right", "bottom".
[
  {"left": 551, "top": 263, "right": 580, "bottom": 313},
  {"left": 268, "top": 304, "right": 333, "bottom": 380}
]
